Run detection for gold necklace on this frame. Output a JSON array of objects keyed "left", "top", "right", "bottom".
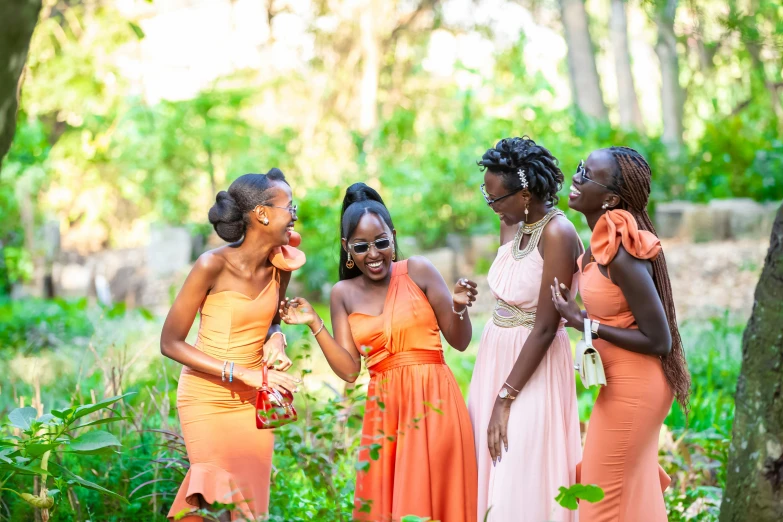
[{"left": 512, "top": 208, "right": 563, "bottom": 260}]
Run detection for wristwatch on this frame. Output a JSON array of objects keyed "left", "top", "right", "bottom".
[
  {"left": 498, "top": 387, "right": 517, "bottom": 400},
  {"left": 590, "top": 319, "right": 601, "bottom": 339}
]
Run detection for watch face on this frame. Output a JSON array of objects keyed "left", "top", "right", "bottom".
[{"left": 499, "top": 388, "right": 508, "bottom": 399}]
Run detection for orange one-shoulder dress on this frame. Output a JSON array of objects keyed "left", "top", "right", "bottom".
[
  {"left": 577, "top": 210, "right": 672, "bottom": 521},
  {"left": 167, "top": 244, "right": 305, "bottom": 521},
  {"left": 347, "top": 260, "right": 478, "bottom": 522}
]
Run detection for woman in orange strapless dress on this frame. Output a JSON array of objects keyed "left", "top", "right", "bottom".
[
  {"left": 280, "top": 183, "right": 478, "bottom": 522},
  {"left": 552, "top": 147, "right": 691, "bottom": 521},
  {"left": 161, "top": 170, "right": 304, "bottom": 521}
]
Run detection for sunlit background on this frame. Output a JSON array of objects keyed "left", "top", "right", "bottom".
[{"left": 1, "top": 0, "right": 781, "bottom": 520}]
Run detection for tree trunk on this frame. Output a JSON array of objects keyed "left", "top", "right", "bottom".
[
  {"left": 610, "top": 0, "right": 644, "bottom": 131},
  {"left": 654, "top": 0, "right": 684, "bottom": 154},
  {"left": 720, "top": 203, "right": 783, "bottom": 521},
  {"left": 0, "top": 0, "right": 42, "bottom": 170},
  {"left": 359, "top": 0, "right": 380, "bottom": 135},
  {"left": 558, "top": 0, "right": 607, "bottom": 120}
]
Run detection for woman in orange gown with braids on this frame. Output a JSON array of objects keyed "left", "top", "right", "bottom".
[
  {"left": 280, "top": 183, "right": 478, "bottom": 522},
  {"left": 161, "top": 170, "right": 304, "bottom": 521},
  {"left": 552, "top": 147, "right": 691, "bottom": 521}
]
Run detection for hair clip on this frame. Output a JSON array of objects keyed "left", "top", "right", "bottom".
[{"left": 518, "top": 169, "right": 528, "bottom": 189}]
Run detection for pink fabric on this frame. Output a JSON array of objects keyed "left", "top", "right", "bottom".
[{"left": 467, "top": 238, "right": 582, "bottom": 522}]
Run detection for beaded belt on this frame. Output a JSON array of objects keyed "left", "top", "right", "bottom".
[
  {"left": 367, "top": 350, "right": 445, "bottom": 377},
  {"left": 492, "top": 300, "right": 536, "bottom": 329}
]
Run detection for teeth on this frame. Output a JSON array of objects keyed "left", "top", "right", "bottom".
[
  {"left": 570, "top": 185, "right": 581, "bottom": 195},
  {"left": 367, "top": 261, "right": 382, "bottom": 268}
]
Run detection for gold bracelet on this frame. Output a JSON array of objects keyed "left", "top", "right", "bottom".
[{"left": 504, "top": 381, "right": 521, "bottom": 394}]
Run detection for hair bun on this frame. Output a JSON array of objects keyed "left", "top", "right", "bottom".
[
  {"left": 208, "top": 191, "right": 245, "bottom": 242},
  {"left": 342, "top": 182, "right": 385, "bottom": 209}
]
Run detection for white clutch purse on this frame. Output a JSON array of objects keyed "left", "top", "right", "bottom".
[{"left": 574, "top": 318, "right": 607, "bottom": 388}]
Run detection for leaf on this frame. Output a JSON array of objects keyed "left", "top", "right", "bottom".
[
  {"left": 56, "top": 465, "right": 127, "bottom": 503},
  {"left": 51, "top": 408, "right": 73, "bottom": 420},
  {"left": 555, "top": 486, "right": 578, "bottom": 510},
  {"left": 555, "top": 484, "right": 605, "bottom": 510},
  {"left": 76, "top": 416, "right": 129, "bottom": 430},
  {"left": 368, "top": 443, "right": 382, "bottom": 461},
  {"left": 128, "top": 22, "right": 145, "bottom": 40},
  {"left": 107, "top": 302, "right": 127, "bottom": 319},
  {"left": 137, "top": 307, "right": 154, "bottom": 320},
  {"left": 67, "top": 430, "right": 122, "bottom": 454},
  {"left": 576, "top": 484, "right": 605, "bottom": 503},
  {"left": 25, "top": 443, "right": 59, "bottom": 458},
  {"left": 72, "top": 393, "right": 134, "bottom": 421},
  {"left": 354, "top": 460, "right": 370, "bottom": 472},
  {"left": 8, "top": 408, "right": 38, "bottom": 430}
]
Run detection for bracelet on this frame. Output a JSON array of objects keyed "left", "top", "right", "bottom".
[
  {"left": 312, "top": 320, "right": 325, "bottom": 336},
  {"left": 591, "top": 319, "right": 601, "bottom": 338},
  {"left": 452, "top": 303, "right": 467, "bottom": 321},
  {"left": 504, "top": 381, "right": 521, "bottom": 394},
  {"left": 268, "top": 331, "right": 287, "bottom": 347},
  {"left": 229, "top": 362, "right": 235, "bottom": 383},
  {"left": 221, "top": 360, "right": 228, "bottom": 382}
]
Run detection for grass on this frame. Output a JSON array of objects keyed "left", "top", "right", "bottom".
[{"left": 0, "top": 300, "right": 741, "bottom": 521}]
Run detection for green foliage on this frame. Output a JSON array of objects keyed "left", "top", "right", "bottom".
[
  {"left": 555, "top": 483, "right": 605, "bottom": 510},
  {"left": 0, "top": 298, "right": 93, "bottom": 354}
]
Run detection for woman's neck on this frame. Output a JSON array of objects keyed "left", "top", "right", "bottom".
[
  {"left": 235, "top": 233, "right": 275, "bottom": 271},
  {"left": 525, "top": 200, "right": 552, "bottom": 224}
]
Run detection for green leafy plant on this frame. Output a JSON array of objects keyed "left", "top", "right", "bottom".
[
  {"left": 0, "top": 394, "right": 132, "bottom": 518},
  {"left": 555, "top": 483, "right": 605, "bottom": 510}
]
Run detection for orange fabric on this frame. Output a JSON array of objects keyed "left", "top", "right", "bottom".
[
  {"left": 577, "top": 220, "right": 672, "bottom": 522},
  {"left": 168, "top": 262, "right": 293, "bottom": 521},
  {"left": 591, "top": 209, "right": 661, "bottom": 266},
  {"left": 269, "top": 241, "right": 306, "bottom": 272},
  {"left": 348, "top": 261, "right": 478, "bottom": 522}
]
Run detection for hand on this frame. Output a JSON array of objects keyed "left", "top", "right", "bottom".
[
  {"left": 279, "top": 297, "right": 319, "bottom": 327},
  {"left": 550, "top": 277, "right": 582, "bottom": 328},
  {"left": 452, "top": 278, "right": 478, "bottom": 310},
  {"left": 239, "top": 368, "right": 300, "bottom": 394},
  {"left": 487, "top": 398, "right": 512, "bottom": 465},
  {"left": 263, "top": 333, "right": 292, "bottom": 371}
]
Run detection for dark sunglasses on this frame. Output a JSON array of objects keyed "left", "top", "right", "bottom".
[
  {"left": 480, "top": 183, "right": 523, "bottom": 206},
  {"left": 349, "top": 238, "right": 393, "bottom": 255},
  {"left": 575, "top": 160, "right": 614, "bottom": 191}
]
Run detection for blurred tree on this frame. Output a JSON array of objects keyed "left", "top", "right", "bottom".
[
  {"left": 558, "top": 0, "right": 607, "bottom": 120},
  {"left": 653, "top": 0, "right": 685, "bottom": 154},
  {"left": 610, "top": 0, "right": 644, "bottom": 131},
  {"left": 721, "top": 203, "right": 783, "bottom": 521}
]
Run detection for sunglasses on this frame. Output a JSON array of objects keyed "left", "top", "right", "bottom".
[
  {"left": 349, "top": 238, "right": 393, "bottom": 255},
  {"left": 575, "top": 160, "right": 614, "bottom": 191},
  {"left": 480, "top": 183, "right": 523, "bottom": 206}
]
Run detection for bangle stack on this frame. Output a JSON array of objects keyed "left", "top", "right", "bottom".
[
  {"left": 229, "top": 362, "right": 235, "bottom": 383},
  {"left": 221, "top": 360, "right": 228, "bottom": 382}
]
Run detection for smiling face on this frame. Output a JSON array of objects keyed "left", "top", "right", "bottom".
[
  {"left": 253, "top": 181, "right": 298, "bottom": 246},
  {"left": 567, "top": 149, "right": 621, "bottom": 215},
  {"left": 483, "top": 170, "right": 527, "bottom": 226},
  {"left": 342, "top": 212, "right": 396, "bottom": 282}
]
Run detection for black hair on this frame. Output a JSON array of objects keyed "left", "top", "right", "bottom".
[
  {"left": 208, "top": 169, "right": 288, "bottom": 242},
  {"left": 339, "top": 183, "right": 400, "bottom": 281},
  {"left": 477, "top": 136, "right": 564, "bottom": 204}
]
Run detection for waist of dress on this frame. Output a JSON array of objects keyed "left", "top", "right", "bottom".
[
  {"left": 492, "top": 299, "right": 536, "bottom": 329},
  {"left": 194, "top": 340, "right": 265, "bottom": 369},
  {"left": 367, "top": 349, "right": 445, "bottom": 377}
]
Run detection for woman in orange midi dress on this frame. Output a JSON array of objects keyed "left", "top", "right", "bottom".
[
  {"left": 280, "top": 183, "right": 478, "bottom": 522},
  {"left": 161, "top": 170, "right": 304, "bottom": 521},
  {"left": 552, "top": 147, "right": 691, "bottom": 521}
]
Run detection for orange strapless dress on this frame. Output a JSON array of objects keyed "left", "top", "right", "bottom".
[
  {"left": 348, "top": 260, "right": 477, "bottom": 522},
  {"left": 167, "top": 245, "right": 304, "bottom": 521},
  {"left": 577, "top": 210, "right": 672, "bottom": 521}
]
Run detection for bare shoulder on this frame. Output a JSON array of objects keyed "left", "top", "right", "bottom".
[
  {"left": 406, "top": 255, "right": 439, "bottom": 278},
  {"left": 330, "top": 279, "right": 352, "bottom": 307},
  {"left": 542, "top": 213, "right": 579, "bottom": 242},
  {"left": 193, "top": 249, "right": 227, "bottom": 277},
  {"left": 607, "top": 245, "right": 652, "bottom": 279}
]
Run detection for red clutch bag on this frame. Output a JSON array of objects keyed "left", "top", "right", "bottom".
[{"left": 255, "top": 364, "right": 297, "bottom": 429}]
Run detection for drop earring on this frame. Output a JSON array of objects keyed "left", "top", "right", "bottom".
[
  {"left": 346, "top": 252, "right": 355, "bottom": 269},
  {"left": 601, "top": 203, "right": 608, "bottom": 210},
  {"left": 524, "top": 202, "right": 529, "bottom": 222}
]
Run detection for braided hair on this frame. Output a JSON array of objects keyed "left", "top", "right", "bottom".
[
  {"left": 477, "top": 136, "right": 564, "bottom": 204},
  {"left": 608, "top": 146, "right": 691, "bottom": 412}
]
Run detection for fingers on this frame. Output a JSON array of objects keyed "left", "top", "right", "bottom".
[
  {"left": 501, "top": 423, "right": 509, "bottom": 454},
  {"left": 268, "top": 371, "right": 301, "bottom": 393},
  {"left": 493, "top": 427, "right": 503, "bottom": 464},
  {"left": 487, "top": 428, "right": 496, "bottom": 463},
  {"left": 554, "top": 277, "right": 572, "bottom": 301},
  {"left": 274, "top": 353, "right": 293, "bottom": 372}
]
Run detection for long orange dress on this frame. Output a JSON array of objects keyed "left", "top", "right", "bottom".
[
  {"left": 577, "top": 209, "right": 672, "bottom": 521},
  {"left": 348, "top": 260, "right": 478, "bottom": 522},
  {"left": 168, "top": 245, "right": 304, "bottom": 521}
]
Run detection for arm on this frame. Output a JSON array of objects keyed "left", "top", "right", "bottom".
[
  {"left": 552, "top": 247, "right": 672, "bottom": 357},
  {"left": 160, "top": 253, "right": 299, "bottom": 392},
  {"left": 487, "top": 217, "right": 581, "bottom": 464},
  {"left": 280, "top": 284, "right": 363, "bottom": 382},
  {"left": 406, "top": 256, "right": 474, "bottom": 351},
  {"left": 263, "top": 270, "right": 293, "bottom": 370},
  {"left": 594, "top": 248, "right": 671, "bottom": 356}
]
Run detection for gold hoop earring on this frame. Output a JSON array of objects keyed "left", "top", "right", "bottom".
[
  {"left": 346, "top": 252, "right": 355, "bottom": 269},
  {"left": 392, "top": 251, "right": 397, "bottom": 261}
]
